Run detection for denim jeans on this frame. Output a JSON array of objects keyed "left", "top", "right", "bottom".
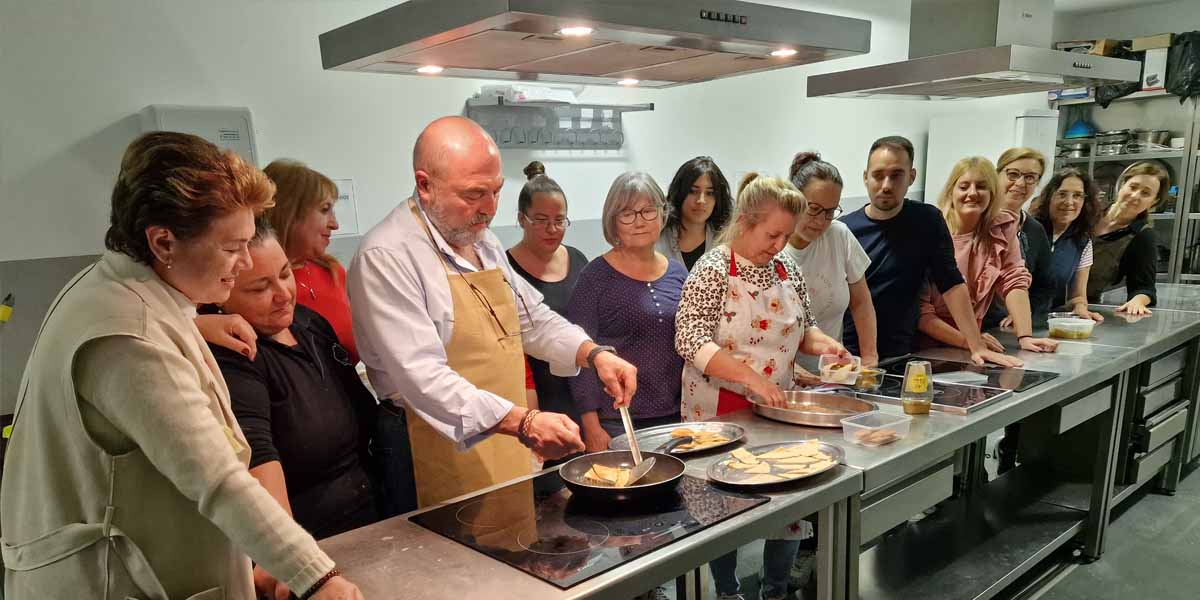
[
  {"left": 710, "top": 539, "right": 802, "bottom": 599},
  {"left": 373, "top": 402, "right": 418, "bottom": 517}
]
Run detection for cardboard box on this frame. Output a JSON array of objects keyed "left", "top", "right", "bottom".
[
  {"left": 1089, "top": 39, "right": 1123, "bottom": 56},
  {"left": 1142, "top": 47, "right": 1169, "bottom": 91},
  {"left": 1132, "top": 33, "right": 1174, "bottom": 52}
]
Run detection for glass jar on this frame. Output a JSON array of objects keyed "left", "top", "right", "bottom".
[{"left": 901, "top": 360, "right": 933, "bottom": 415}]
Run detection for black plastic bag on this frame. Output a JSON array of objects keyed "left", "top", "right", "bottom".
[
  {"left": 1096, "top": 45, "right": 1142, "bottom": 108},
  {"left": 1167, "top": 31, "right": 1200, "bottom": 104}
]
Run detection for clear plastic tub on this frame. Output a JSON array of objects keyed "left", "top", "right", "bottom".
[
  {"left": 841, "top": 411, "right": 912, "bottom": 447},
  {"left": 819, "top": 354, "right": 861, "bottom": 384},
  {"left": 1047, "top": 312, "right": 1096, "bottom": 340}
]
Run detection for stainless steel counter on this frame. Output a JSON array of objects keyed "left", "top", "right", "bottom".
[
  {"left": 320, "top": 462, "right": 862, "bottom": 600},
  {"left": 1098, "top": 283, "right": 1200, "bottom": 313},
  {"left": 321, "top": 286, "right": 1200, "bottom": 600}
]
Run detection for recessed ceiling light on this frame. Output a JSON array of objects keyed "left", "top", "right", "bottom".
[
  {"left": 416, "top": 65, "right": 444, "bottom": 74},
  {"left": 617, "top": 78, "right": 640, "bottom": 86},
  {"left": 771, "top": 48, "right": 798, "bottom": 57},
  {"left": 559, "top": 26, "right": 594, "bottom": 37}
]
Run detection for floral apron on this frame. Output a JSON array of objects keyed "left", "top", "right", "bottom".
[{"left": 681, "top": 250, "right": 811, "bottom": 539}]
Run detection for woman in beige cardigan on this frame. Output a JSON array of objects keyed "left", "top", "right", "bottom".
[{"left": 0, "top": 132, "right": 362, "bottom": 600}]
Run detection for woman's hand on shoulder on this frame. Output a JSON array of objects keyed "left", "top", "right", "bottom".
[{"left": 195, "top": 313, "right": 258, "bottom": 360}]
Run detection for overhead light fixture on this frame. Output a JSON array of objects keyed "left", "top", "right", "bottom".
[
  {"left": 416, "top": 65, "right": 444, "bottom": 74},
  {"left": 771, "top": 48, "right": 798, "bottom": 57},
  {"left": 617, "top": 78, "right": 640, "bottom": 86},
  {"left": 558, "top": 26, "right": 594, "bottom": 37}
]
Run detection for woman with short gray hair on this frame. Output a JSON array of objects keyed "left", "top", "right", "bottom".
[{"left": 567, "top": 171, "right": 688, "bottom": 453}]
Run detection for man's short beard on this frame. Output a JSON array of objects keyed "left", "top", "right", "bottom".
[{"left": 426, "top": 198, "right": 491, "bottom": 247}]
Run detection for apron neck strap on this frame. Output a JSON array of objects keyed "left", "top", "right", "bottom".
[{"left": 728, "top": 250, "right": 789, "bottom": 281}]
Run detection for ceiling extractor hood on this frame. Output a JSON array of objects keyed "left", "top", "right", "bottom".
[
  {"left": 808, "top": 0, "right": 1140, "bottom": 100},
  {"left": 319, "top": 0, "right": 871, "bottom": 88}
]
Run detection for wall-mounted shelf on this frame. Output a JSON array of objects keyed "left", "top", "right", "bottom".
[
  {"left": 1058, "top": 151, "right": 1186, "bottom": 166},
  {"left": 1053, "top": 89, "right": 1175, "bottom": 107},
  {"left": 464, "top": 97, "right": 653, "bottom": 150}
]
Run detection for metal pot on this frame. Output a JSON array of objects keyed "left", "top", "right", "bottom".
[
  {"left": 559, "top": 450, "right": 685, "bottom": 502},
  {"left": 1096, "top": 129, "right": 1131, "bottom": 144},
  {"left": 1132, "top": 129, "right": 1171, "bottom": 145},
  {"left": 1064, "top": 149, "right": 1089, "bottom": 159},
  {"left": 1096, "top": 142, "right": 1125, "bottom": 156}
]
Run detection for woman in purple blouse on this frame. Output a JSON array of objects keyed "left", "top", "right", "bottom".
[{"left": 568, "top": 171, "right": 688, "bottom": 453}]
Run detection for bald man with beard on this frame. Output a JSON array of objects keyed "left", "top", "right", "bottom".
[{"left": 348, "top": 117, "right": 638, "bottom": 508}]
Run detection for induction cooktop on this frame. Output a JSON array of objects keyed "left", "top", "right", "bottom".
[
  {"left": 881, "top": 357, "right": 1058, "bottom": 393},
  {"left": 856, "top": 374, "right": 1014, "bottom": 415},
  {"left": 409, "top": 472, "right": 768, "bottom": 589}
]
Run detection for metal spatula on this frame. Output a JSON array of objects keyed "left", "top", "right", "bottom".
[{"left": 619, "top": 405, "right": 655, "bottom": 486}]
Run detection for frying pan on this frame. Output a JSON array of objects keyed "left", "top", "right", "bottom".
[{"left": 559, "top": 447, "right": 686, "bottom": 503}]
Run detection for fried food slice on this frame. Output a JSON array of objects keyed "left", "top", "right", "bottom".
[
  {"left": 745, "top": 463, "right": 772, "bottom": 474},
  {"left": 671, "top": 427, "right": 696, "bottom": 438},
  {"left": 731, "top": 448, "right": 758, "bottom": 464}
]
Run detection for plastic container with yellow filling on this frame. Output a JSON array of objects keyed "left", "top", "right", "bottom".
[{"left": 1047, "top": 312, "right": 1095, "bottom": 340}]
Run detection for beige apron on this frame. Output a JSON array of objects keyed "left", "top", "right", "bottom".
[{"left": 407, "top": 203, "right": 533, "bottom": 508}]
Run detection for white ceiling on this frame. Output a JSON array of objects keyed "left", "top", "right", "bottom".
[{"left": 1054, "top": 0, "right": 1178, "bottom": 14}]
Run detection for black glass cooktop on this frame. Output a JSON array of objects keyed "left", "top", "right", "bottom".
[
  {"left": 409, "top": 473, "right": 768, "bottom": 589},
  {"left": 857, "top": 374, "right": 1014, "bottom": 415},
  {"left": 881, "top": 357, "right": 1058, "bottom": 393}
]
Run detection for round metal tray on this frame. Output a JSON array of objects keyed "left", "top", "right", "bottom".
[
  {"left": 609, "top": 422, "right": 745, "bottom": 455},
  {"left": 751, "top": 390, "right": 877, "bottom": 427},
  {"left": 707, "top": 440, "right": 845, "bottom": 487}
]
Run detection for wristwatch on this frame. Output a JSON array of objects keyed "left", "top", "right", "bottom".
[{"left": 586, "top": 345, "right": 616, "bottom": 370}]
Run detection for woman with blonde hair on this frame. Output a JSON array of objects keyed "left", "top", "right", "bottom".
[
  {"left": 675, "top": 172, "right": 847, "bottom": 600},
  {"left": 918, "top": 156, "right": 1057, "bottom": 354},
  {"left": 1089, "top": 161, "right": 1170, "bottom": 315},
  {"left": 261, "top": 159, "right": 357, "bottom": 360}
]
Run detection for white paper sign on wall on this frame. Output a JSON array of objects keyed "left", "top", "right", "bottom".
[{"left": 332, "top": 178, "right": 361, "bottom": 237}]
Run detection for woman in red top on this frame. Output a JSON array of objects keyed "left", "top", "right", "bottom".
[{"left": 262, "top": 159, "right": 358, "bottom": 362}]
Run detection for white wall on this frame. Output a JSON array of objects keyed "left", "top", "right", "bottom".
[
  {"left": 1053, "top": 0, "right": 1200, "bottom": 41},
  {"left": 1, "top": 0, "right": 1051, "bottom": 264}
]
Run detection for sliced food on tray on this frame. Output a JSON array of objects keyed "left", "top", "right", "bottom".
[
  {"left": 718, "top": 441, "right": 838, "bottom": 482},
  {"left": 669, "top": 427, "right": 733, "bottom": 450}
]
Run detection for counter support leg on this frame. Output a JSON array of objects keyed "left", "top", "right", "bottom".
[
  {"left": 1083, "top": 371, "right": 1129, "bottom": 559},
  {"left": 843, "top": 494, "right": 860, "bottom": 600}
]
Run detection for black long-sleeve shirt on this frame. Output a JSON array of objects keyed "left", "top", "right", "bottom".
[
  {"left": 841, "top": 200, "right": 966, "bottom": 359},
  {"left": 211, "top": 305, "right": 379, "bottom": 539}
]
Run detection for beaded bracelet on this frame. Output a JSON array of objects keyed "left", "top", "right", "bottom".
[{"left": 299, "top": 569, "right": 341, "bottom": 600}]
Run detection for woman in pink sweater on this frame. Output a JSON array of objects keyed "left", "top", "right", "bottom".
[{"left": 919, "top": 157, "right": 1058, "bottom": 354}]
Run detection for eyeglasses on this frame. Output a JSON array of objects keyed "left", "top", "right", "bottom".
[
  {"left": 444, "top": 258, "right": 533, "bottom": 342},
  {"left": 804, "top": 204, "right": 843, "bottom": 220},
  {"left": 522, "top": 214, "right": 571, "bottom": 230},
  {"left": 1052, "top": 190, "right": 1086, "bottom": 203},
  {"left": 1004, "top": 169, "right": 1041, "bottom": 185},
  {"left": 616, "top": 206, "right": 663, "bottom": 225}
]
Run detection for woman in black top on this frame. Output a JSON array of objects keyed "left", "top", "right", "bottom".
[
  {"left": 1089, "top": 161, "right": 1169, "bottom": 315},
  {"left": 209, "top": 220, "right": 381, "bottom": 540},
  {"left": 506, "top": 162, "right": 588, "bottom": 468},
  {"left": 658, "top": 157, "right": 734, "bottom": 271}
]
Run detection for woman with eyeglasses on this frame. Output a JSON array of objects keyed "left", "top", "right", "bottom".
[
  {"left": 1031, "top": 168, "right": 1105, "bottom": 319},
  {"left": 567, "top": 172, "right": 688, "bottom": 453},
  {"left": 784, "top": 152, "right": 879, "bottom": 368},
  {"left": 918, "top": 157, "right": 1057, "bottom": 354},
  {"left": 506, "top": 161, "right": 589, "bottom": 471},
  {"left": 985, "top": 148, "right": 1054, "bottom": 328},
  {"left": 206, "top": 219, "right": 382, "bottom": 546},
  {"left": 658, "top": 156, "right": 734, "bottom": 271}
]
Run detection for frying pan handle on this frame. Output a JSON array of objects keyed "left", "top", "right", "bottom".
[{"left": 655, "top": 436, "right": 694, "bottom": 454}]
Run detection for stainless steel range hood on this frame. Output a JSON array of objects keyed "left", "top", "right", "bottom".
[
  {"left": 808, "top": 0, "right": 1140, "bottom": 100},
  {"left": 319, "top": 0, "right": 871, "bottom": 88}
]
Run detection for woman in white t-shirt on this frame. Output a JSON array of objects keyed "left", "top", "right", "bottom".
[{"left": 784, "top": 152, "right": 879, "bottom": 367}]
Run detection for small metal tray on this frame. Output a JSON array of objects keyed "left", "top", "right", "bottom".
[
  {"left": 707, "top": 441, "right": 845, "bottom": 487},
  {"left": 751, "top": 390, "right": 877, "bottom": 428},
  {"left": 608, "top": 422, "right": 746, "bottom": 455}
]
